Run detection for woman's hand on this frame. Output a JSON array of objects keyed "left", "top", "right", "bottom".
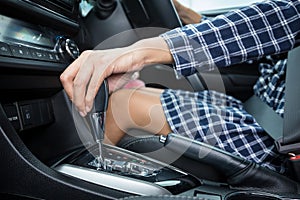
[{"left": 60, "top": 37, "right": 173, "bottom": 116}]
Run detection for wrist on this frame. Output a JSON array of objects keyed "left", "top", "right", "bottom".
[{"left": 130, "top": 37, "right": 174, "bottom": 66}]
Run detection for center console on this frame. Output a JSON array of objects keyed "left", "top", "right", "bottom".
[
  {"left": 53, "top": 139, "right": 300, "bottom": 199},
  {"left": 54, "top": 144, "right": 201, "bottom": 196}
]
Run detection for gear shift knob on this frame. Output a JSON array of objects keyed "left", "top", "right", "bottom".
[{"left": 95, "top": 79, "right": 109, "bottom": 113}]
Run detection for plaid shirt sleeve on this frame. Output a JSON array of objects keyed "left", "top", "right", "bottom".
[{"left": 161, "top": 0, "right": 300, "bottom": 77}]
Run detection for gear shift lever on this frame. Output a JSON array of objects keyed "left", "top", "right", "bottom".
[{"left": 85, "top": 80, "right": 109, "bottom": 169}]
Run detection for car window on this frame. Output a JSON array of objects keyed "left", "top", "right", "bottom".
[{"left": 179, "top": 0, "right": 264, "bottom": 13}]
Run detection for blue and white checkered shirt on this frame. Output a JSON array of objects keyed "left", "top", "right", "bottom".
[{"left": 160, "top": 0, "right": 300, "bottom": 173}]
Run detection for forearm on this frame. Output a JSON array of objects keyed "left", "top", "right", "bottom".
[
  {"left": 129, "top": 37, "right": 174, "bottom": 66},
  {"left": 162, "top": 0, "right": 300, "bottom": 77}
]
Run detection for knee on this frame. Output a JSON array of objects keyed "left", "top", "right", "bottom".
[
  {"left": 109, "top": 89, "right": 135, "bottom": 110},
  {"left": 108, "top": 88, "right": 154, "bottom": 129},
  {"left": 107, "top": 89, "right": 137, "bottom": 128}
]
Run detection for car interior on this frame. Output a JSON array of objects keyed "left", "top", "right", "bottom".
[{"left": 0, "top": 0, "right": 300, "bottom": 199}]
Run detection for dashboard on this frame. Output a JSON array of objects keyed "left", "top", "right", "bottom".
[
  {"left": 0, "top": 0, "right": 81, "bottom": 134},
  {"left": 0, "top": 15, "right": 67, "bottom": 68},
  {"left": 0, "top": 0, "right": 80, "bottom": 72}
]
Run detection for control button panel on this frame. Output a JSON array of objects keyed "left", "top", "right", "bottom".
[
  {"left": 0, "top": 14, "right": 79, "bottom": 67},
  {"left": 3, "top": 99, "right": 55, "bottom": 131},
  {"left": 10, "top": 45, "right": 32, "bottom": 58},
  {"left": 19, "top": 99, "right": 54, "bottom": 130},
  {"left": 0, "top": 41, "right": 65, "bottom": 63}
]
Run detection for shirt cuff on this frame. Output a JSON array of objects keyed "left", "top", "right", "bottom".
[{"left": 160, "top": 28, "right": 198, "bottom": 78}]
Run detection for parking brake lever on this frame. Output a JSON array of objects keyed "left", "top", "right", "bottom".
[{"left": 86, "top": 80, "right": 109, "bottom": 169}]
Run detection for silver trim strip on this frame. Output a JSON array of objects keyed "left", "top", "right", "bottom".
[{"left": 55, "top": 164, "right": 171, "bottom": 196}]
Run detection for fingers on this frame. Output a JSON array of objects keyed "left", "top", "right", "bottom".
[
  {"left": 60, "top": 50, "right": 103, "bottom": 116},
  {"left": 84, "top": 64, "right": 108, "bottom": 113},
  {"left": 60, "top": 59, "right": 80, "bottom": 101},
  {"left": 61, "top": 50, "right": 116, "bottom": 116},
  {"left": 72, "top": 57, "right": 95, "bottom": 116},
  {"left": 60, "top": 50, "right": 93, "bottom": 100}
]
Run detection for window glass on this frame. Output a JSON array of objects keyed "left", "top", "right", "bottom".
[{"left": 178, "top": 0, "right": 264, "bottom": 12}]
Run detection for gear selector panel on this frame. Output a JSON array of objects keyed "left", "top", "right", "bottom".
[
  {"left": 56, "top": 144, "right": 200, "bottom": 195},
  {"left": 88, "top": 148, "right": 160, "bottom": 177}
]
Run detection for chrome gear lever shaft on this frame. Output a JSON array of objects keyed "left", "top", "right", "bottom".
[{"left": 86, "top": 80, "right": 109, "bottom": 169}]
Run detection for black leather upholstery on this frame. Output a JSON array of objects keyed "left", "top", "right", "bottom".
[
  {"left": 118, "top": 130, "right": 226, "bottom": 183},
  {"left": 164, "top": 133, "right": 300, "bottom": 194},
  {"left": 118, "top": 131, "right": 300, "bottom": 194}
]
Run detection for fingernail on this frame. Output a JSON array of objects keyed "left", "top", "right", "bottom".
[
  {"left": 79, "top": 111, "right": 86, "bottom": 117},
  {"left": 86, "top": 106, "right": 91, "bottom": 113}
]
